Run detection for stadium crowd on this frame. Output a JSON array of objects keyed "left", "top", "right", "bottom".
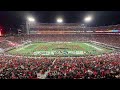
[
  {"left": 0, "top": 53, "right": 119, "bottom": 79},
  {"left": 47, "top": 54, "right": 120, "bottom": 79},
  {"left": 0, "top": 34, "right": 119, "bottom": 48},
  {"left": 0, "top": 55, "right": 53, "bottom": 79}
]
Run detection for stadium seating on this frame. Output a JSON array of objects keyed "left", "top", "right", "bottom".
[
  {"left": 0, "top": 24, "right": 120, "bottom": 79},
  {"left": 0, "top": 53, "right": 119, "bottom": 79}
]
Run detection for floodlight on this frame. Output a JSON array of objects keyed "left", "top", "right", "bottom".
[
  {"left": 57, "top": 18, "right": 63, "bottom": 23},
  {"left": 84, "top": 16, "right": 92, "bottom": 23},
  {"left": 27, "top": 17, "right": 35, "bottom": 22}
]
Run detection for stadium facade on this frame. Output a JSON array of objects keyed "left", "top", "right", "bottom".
[{"left": 28, "top": 23, "right": 120, "bottom": 35}]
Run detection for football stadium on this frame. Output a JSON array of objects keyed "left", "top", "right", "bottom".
[{"left": 0, "top": 12, "right": 120, "bottom": 79}]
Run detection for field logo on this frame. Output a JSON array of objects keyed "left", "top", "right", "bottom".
[
  {"left": 33, "top": 51, "right": 51, "bottom": 55},
  {"left": 69, "top": 51, "right": 85, "bottom": 55},
  {"left": 33, "top": 50, "right": 85, "bottom": 56},
  {"left": 54, "top": 50, "right": 68, "bottom": 56}
]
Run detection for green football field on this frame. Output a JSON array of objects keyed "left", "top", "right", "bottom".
[{"left": 7, "top": 42, "right": 114, "bottom": 57}]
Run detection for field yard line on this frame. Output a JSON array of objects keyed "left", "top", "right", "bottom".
[
  {"left": 16, "top": 44, "right": 33, "bottom": 51},
  {"left": 84, "top": 43, "right": 103, "bottom": 51}
]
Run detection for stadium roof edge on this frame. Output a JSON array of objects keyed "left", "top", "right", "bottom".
[
  {"left": 34, "top": 23, "right": 120, "bottom": 28},
  {"left": 36, "top": 23, "right": 120, "bottom": 25}
]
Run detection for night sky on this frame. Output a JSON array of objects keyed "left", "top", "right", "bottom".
[{"left": 1, "top": 11, "right": 120, "bottom": 33}]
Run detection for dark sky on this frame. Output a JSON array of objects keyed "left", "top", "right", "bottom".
[{"left": 1, "top": 11, "right": 120, "bottom": 28}]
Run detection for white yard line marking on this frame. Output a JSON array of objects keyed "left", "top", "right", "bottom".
[
  {"left": 16, "top": 44, "right": 33, "bottom": 51},
  {"left": 84, "top": 43, "right": 103, "bottom": 51}
]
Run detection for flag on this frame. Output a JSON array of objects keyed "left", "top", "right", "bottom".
[
  {"left": 37, "top": 73, "right": 41, "bottom": 79},
  {"left": 21, "top": 65, "right": 24, "bottom": 69}
]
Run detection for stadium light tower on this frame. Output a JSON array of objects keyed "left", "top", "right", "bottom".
[
  {"left": 57, "top": 18, "right": 63, "bottom": 23},
  {"left": 26, "top": 17, "right": 35, "bottom": 35}
]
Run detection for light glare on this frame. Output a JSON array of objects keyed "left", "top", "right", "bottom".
[
  {"left": 84, "top": 16, "right": 92, "bottom": 22},
  {"left": 57, "top": 18, "right": 63, "bottom": 23},
  {"left": 27, "top": 17, "right": 35, "bottom": 22}
]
